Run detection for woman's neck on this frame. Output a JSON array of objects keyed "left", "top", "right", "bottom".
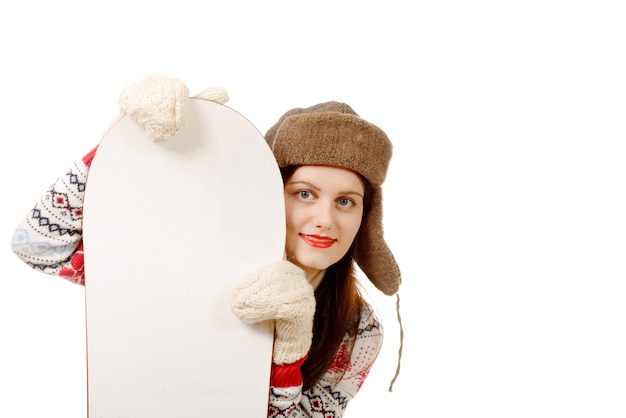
[{"left": 306, "top": 269, "right": 326, "bottom": 290}]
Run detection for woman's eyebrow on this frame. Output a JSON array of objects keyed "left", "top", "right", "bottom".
[
  {"left": 339, "top": 190, "right": 364, "bottom": 199},
  {"left": 285, "top": 180, "right": 320, "bottom": 191}
]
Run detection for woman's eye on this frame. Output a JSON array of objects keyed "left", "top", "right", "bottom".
[
  {"left": 298, "top": 190, "right": 312, "bottom": 200},
  {"left": 338, "top": 198, "right": 354, "bottom": 207}
]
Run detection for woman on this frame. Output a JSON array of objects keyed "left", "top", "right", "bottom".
[{"left": 11, "top": 77, "right": 401, "bottom": 417}]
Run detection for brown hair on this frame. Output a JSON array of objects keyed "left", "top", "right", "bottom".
[{"left": 280, "top": 165, "right": 373, "bottom": 391}]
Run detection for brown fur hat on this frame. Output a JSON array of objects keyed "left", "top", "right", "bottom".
[{"left": 265, "top": 101, "right": 401, "bottom": 296}]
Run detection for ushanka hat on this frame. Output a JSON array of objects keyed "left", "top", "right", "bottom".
[{"left": 265, "top": 101, "right": 401, "bottom": 296}]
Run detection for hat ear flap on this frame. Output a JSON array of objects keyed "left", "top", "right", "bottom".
[{"left": 354, "top": 188, "right": 401, "bottom": 295}]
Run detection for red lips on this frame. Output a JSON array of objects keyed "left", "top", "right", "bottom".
[{"left": 300, "top": 234, "right": 337, "bottom": 248}]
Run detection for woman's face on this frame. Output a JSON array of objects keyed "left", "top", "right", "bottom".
[{"left": 283, "top": 165, "right": 365, "bottom": 281}]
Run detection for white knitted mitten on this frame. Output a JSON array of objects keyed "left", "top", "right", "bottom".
[
  {"left": 117, "top": 75, "right": 230, "bottom": 143},
  {"left": 230, "top": 260, "right": 316, "bottom": 365},
  {"left": 118, "top": 75, "right": 190, "bottom": 143}
]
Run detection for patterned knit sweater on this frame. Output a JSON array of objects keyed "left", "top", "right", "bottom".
[{"left": 11, "top": 146, "right": 383, "bottom": 417}]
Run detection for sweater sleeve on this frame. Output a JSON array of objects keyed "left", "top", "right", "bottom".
[
  {"left": 11, "top": 145, "right": 99, "bottom": 285},
  {"left": 268, "top": 307, "right": 383, "bottom": 418}
]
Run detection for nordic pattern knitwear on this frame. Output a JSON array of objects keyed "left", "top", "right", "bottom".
[
  {"left": 11, "top": 146, "right": 96, "bottom": 284},
  {"left": 269, "top": 307, "right": 382, "bottom": 417}
]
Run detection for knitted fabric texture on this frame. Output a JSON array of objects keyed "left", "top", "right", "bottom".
[
  {"left": 193, "top": 86, "right": 229, "bottom": 104},
  {"left": 118, "top": 75, "right": 190, "bottom": 143},
  {"left": 265, "top": 101, "right": 401, "bottom": 295},
  {"left": 11, "top": 152, "right": 94, "bottom": 284},
  {"left": 230, "top": 260, "right": 316, "bottom": 365}
]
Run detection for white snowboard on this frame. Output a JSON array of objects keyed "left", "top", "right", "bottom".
[{"left": 83, "top": 98, "right": 284, "bottom": 417}]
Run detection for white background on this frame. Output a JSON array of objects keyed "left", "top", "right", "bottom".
[{"left": 1, "top": 1, "right": 625, "bottom": 417}]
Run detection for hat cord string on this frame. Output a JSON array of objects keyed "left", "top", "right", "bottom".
[{"left": 388, "top": 292, "right": 404, "bottom": 392}]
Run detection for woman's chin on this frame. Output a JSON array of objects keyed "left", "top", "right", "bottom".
[{"left": 292, "top": 257, "right": 334, "bottom": 275}]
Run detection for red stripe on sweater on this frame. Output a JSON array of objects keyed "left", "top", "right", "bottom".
[
  {"left": 270, "top": 356, "right": 307, "bottom": 388},
  {"left": 82, "top": 144, "right": 99, "bottom": 167}
]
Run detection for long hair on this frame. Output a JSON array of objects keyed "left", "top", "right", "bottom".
[{"left": 280, "top": 165, "right": 373, "bottom": 391}]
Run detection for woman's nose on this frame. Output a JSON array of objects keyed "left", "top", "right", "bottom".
[{"left": 312, "top": 202, "right": 334, "bottom": 229}]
